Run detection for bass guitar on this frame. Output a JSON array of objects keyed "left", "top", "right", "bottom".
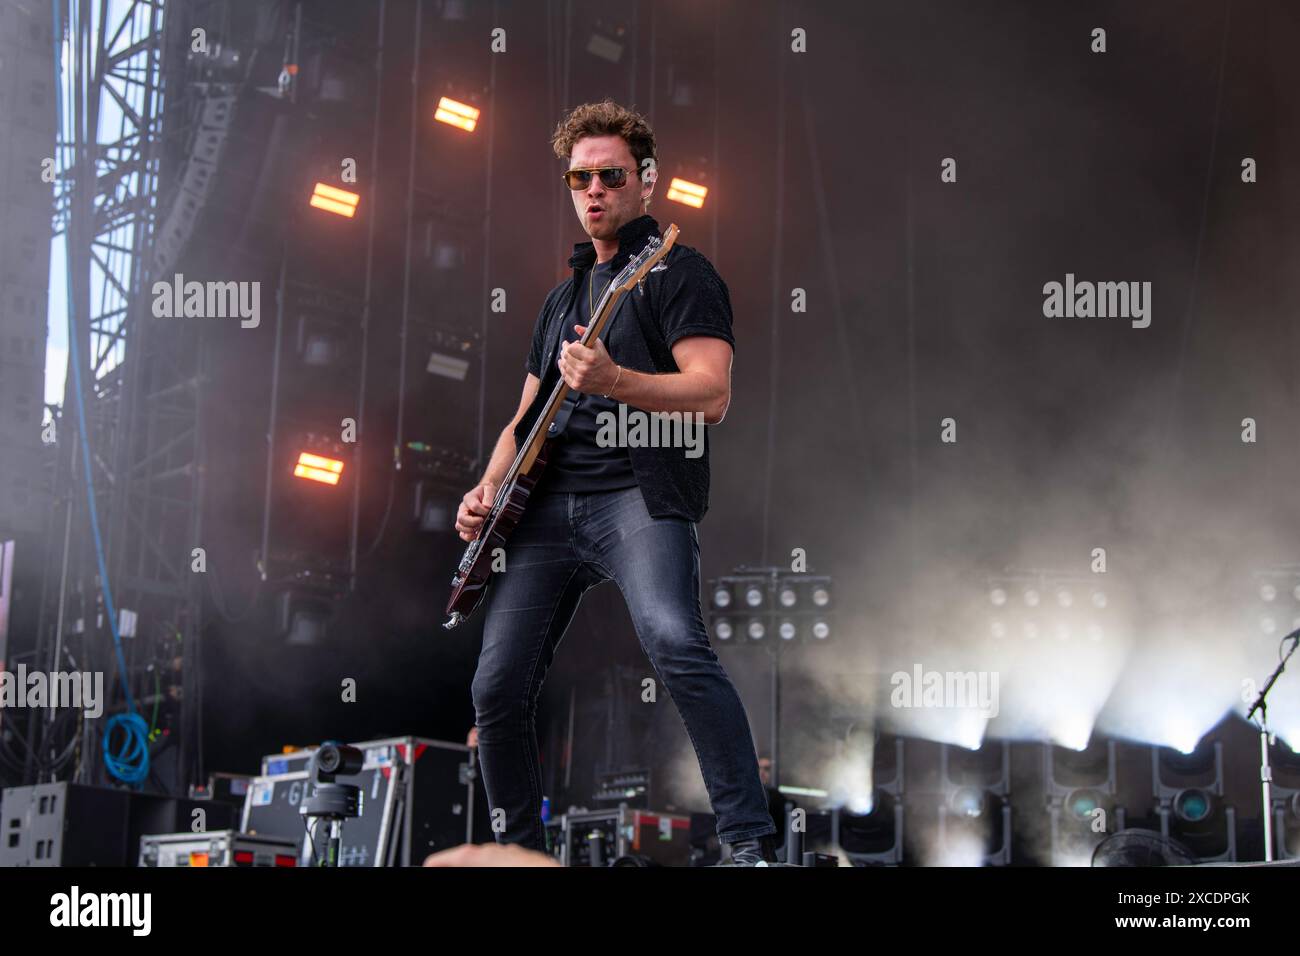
[{"left": 443, "top": 223, "right": 679, "bottom": 628}]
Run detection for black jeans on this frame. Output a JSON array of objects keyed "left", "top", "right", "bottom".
[{"left": 471, "top": 485, "right": 777, "bottom": 851}]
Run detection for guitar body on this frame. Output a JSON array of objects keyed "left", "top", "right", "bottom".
[
  {"left": 443, "top": 442, "right": 551, "bottom": 627},
  {"left": 442, "top": 223, "right": 679, "bottom": 629}
]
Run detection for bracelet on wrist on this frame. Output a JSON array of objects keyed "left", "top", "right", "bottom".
[{"left": 603, "top": 365, "right": 623, "bottom": 399}]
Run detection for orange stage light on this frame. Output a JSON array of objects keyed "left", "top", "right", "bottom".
[
  {"left": 294, "top": 451, "right": 344, "bottom": 485},
  {"left": 666, "top": 177, "right": 707, "bottom": 208},
  {"left": 309, "top": 182, "right": 359, "bottom": 218},
  {"left": 435, "top": 96, "right": 479, "bottom": 132}
]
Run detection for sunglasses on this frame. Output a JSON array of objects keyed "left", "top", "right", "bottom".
[{"left": 562, "top": 166, "right": 635, "bottom": 190}]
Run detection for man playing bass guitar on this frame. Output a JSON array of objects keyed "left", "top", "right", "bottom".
[{"left": 454, "top": 99, "right": 778, "bottom": 865}]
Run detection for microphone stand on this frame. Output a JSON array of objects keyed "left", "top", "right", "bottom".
[{"left": 1245, "top": 626, "right": 1300, "bottom": 862}]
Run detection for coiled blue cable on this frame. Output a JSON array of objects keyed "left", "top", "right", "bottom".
[{"left": 51, "top": 0, "right": 150, "bottom": 786}]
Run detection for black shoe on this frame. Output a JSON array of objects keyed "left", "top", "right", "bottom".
[{"left": 724, "top": 834, "right": 780, "bottom": 866}]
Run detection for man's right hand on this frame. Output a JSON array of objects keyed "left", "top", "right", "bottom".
[{"left": 455, "top": 481, "right": 496, "bottom": 542}]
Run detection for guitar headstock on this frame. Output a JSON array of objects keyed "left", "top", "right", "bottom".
[{"left": 613, "top": 223, "right": 679, "bottom": 293}]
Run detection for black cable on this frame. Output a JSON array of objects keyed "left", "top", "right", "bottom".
[
  {"left": 357, "top": 467, "right": 398, "bottom": 559},
  {"left": 0, "top": 734, "right": 27, "bottom": 776},
  {"left": 4, "top": 705, "right": 81, "bottom": 777},
  {"left": 302, "top": 813, "right": 324, "bottom": 867}
]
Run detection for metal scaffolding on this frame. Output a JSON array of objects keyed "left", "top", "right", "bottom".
[{"left": 32, "top": 0, "right": 207, "bottom": 793}]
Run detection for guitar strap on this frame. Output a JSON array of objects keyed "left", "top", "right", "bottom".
[{"left": 548, "top": 391, "right": 580, "bottom": 437}]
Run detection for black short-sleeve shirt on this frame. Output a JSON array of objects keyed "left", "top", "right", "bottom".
[
  {"left": 513, "top": 215, "right": 735, "bottom": 521},
  {"left": 527, "top": 260, "right": 638, "bottom": 492}
]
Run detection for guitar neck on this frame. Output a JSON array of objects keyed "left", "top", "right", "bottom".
[
  {"left": 504, "top": 278, "right": 634, "bottom": 492},
  {"left": 495, "top": 224, "right": 679, "bottom": 499}
]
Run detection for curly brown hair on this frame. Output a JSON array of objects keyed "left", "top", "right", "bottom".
[{"left": 551, "top": 99, "right": 658, "bottom": 207}]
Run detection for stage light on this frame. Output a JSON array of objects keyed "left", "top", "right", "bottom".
[
  {"left": 300, "top": 329, "right": 341, "bottom": 366},
  {"left": 666, "top": 177, "right": 707, "bottom": 209},
  {"left": 429, "top": 238, "right": 465, "bottom": 270},
  {"left": 949, "top": 787, "right": 985, "bottom": 819},
  {"left": 705, "top": 569, "right": 836, "bottom": 648},
  {"left": 842, "top": 787, "right": 876, "bottom": 817},
  {"left": 309, "top": 182, "right": 359, "bottom": 218},
  {"left": 435, "top": 96, "right": 479, "bottom": 132},
  {"left": 413, "top": 479, "right": 458, "bottom": 533},
  {"left": 840, "top": 795, "right": 907, "bottom": 863},
  {"left": 777, "top": 576, "right": 832, "bottom": 611},
  {"left": 294, "top": 451, "right": 344, "bottom": 486},
  {"left": 1152, "top": 741, "right": 1235, "bottom": 861},
  {"left": 1250, "top": 566, "right": 1300, "bottom": 636},
  {"left": 1065, "top": 788, "right": 1102, "bottom": 821},
  {"left": 714, "top": 618, "right": 733, "bottom": 641},
  {"left": 420, "top": 325, "right": 479, "bottom": 382},
  {"left": 405, "top": 444, "right": 477, "bottom": 528},
  {"left": 1173, "top": 789, "right": 1213, "bottom": 824},
  {"left": 294, "top": 304, "right": 358, "bottom": 368},
  {"left": 986, "top": 571, "right": 1114, "bottom": 657},
  {"left": 938, "top": 741, "right": 1012, "bottom": 864},
  {"left": 1051, "top": 718, "right": 1094, "bottom": 751},
  {"left": 427, "top": 351, "right": 471, "bottom": 381},
  {"left": 275, "top": 587, "right": 338, "bottom": 647},
  {"left": 586, "top": 29, "right": 624, "bottom": 63},
  {"left": 1043, "top": 742, "right": 1123, "bottom": 865}
]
